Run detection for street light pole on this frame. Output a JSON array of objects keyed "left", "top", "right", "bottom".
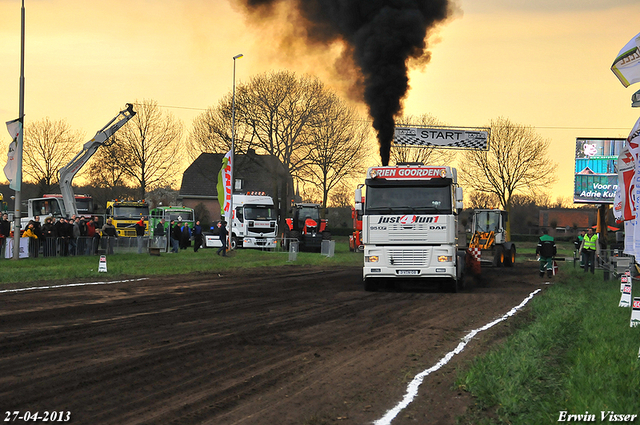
[
  {"left": 229, "top": 53, "right": 243, "bottom": 251},
  {"left": 12, "top": 0, "right": 25, "bottom": 260}
]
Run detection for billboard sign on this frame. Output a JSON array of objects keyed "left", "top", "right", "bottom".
[{"left": 574, "top": 138, "right": 626, "bottom": 204}]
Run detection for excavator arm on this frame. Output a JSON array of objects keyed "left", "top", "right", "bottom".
[{"left": 59, "top": 103, "right": 136, "bottom": 217}]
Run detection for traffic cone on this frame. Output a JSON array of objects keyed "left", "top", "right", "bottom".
[{"left": 98, "top": 255, "right": 108, "bottom": 273}]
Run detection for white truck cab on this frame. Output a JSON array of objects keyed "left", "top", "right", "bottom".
[{"left": 231, "top": 193, "right": 278, "bottom": 249}]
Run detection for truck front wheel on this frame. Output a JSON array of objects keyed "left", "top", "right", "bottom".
[
  {"left": 364, "top": 278, "right": 378, "bottom": 292},
  {"left": 444, "top": 274, "right": 465, "bottom": 293}
]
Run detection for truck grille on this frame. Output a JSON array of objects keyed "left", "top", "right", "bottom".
[
  {"left": 247, "top": 227, "right": 275, "bottom": 234},
  {"left": 387, "top": 249, "right": 428, "bottom": 266}
]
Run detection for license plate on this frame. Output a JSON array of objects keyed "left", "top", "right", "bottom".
[{"left": 397, "top": 270, "right": 420, "bottom": 275}]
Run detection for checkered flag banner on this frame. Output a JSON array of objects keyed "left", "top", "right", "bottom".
[{"left": 393, "top": 126, "right": 490, "bottom": 150}]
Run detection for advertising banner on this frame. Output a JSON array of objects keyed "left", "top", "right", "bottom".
[
  {"left": 216, "top": 150, "right": 233, "bottom": 223},
  {"left": 574, "top": 138, "right": 626, "bottom": 204}
]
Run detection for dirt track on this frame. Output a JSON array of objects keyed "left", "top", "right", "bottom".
[{"left": 0, "top": 261, "right": 546, "bottom": 425}]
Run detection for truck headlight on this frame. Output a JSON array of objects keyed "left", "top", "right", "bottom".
[
  {"left": 365, "top": 255, "right": 379, "bottom": 263},
  {"left": 437, "top": 255, "right": 452, "bottom": 262}
]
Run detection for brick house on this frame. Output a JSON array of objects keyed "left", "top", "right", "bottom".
[
  {"left": 178, "top": 150, "right": 295, "bottom": 224},
  {"left": 538, "top": 208, "right": 598, "bottom": 235}
]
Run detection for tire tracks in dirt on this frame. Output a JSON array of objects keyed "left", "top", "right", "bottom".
[{"left": 0, "top": 263, "right": 545, "bottom": 425}]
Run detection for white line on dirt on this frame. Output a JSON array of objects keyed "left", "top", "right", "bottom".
[
  {"left": 373, "top": 288, "right": 542, "bottom": 425},
  {"left": 0, "top": 278, "right": 149, "bottom": 294}
]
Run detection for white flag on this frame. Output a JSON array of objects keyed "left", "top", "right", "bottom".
[
  {"left": 613, "top": 183, "right": 623, "bottom": 222},
  {"left": 625, "top": 220, "right": 635, "bottom": 255},
  {"left": 612, "top": 32, "right": 640, "bottom": 88},
  {"left": 3, "top": 118, "right": 22, "bottom": 191},
  {"left": 628, "top": 117, "right": 640, "bottom": 258},
  {"left": 618, "top": 143, "right": 635, "bottom": 220}
]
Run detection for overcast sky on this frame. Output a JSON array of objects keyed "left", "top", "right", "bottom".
[{"left": 0, "top": 0, "right": 638, "bottom": 202}]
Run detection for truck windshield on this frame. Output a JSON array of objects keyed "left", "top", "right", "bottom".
[
  {"left": 365, "top": 185, "right": 452, "bottom": 214},
  {"left": 167, "top": 211, "right": 194, "bottom": 222},
  {"left": 32, "top": 199, "right": 63, "bottom": 217},
  {"left": 113, "top": 206, "right": 149, "bottom": 218},
  {"left": 245, "top": 206, "right": 276, "bottom": 221}
]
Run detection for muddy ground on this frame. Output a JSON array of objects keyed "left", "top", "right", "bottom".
[{"left": 0, "top": 261, "right": 548, "bottom": 425}]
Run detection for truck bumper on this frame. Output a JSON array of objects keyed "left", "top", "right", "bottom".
[
  {"left": 362, "top": 245, "right": 458, "bottom": 281},
  {"left": 363, "top": 265, "right": 456, "bottom": 280},
  {"left": 242, "top": 237, "right": 277, "bottom": 249}
]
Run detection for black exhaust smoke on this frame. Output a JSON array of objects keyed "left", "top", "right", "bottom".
[{"left": 234, "top": 0, "right": 452, "bottom": 166}]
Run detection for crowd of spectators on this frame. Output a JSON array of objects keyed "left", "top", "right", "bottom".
[{"left": 0, "top": 214, "right": 207, "bottom": 258}]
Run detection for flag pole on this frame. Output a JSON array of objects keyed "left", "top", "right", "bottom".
[
  {"left": 12, "top": 0, "right": 25, "bottom": 260},
  {"left": 230, "top": 53, "right": 243, "bottom": 251}
]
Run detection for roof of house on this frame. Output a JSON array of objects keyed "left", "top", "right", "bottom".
[{"left": 179, "top": 151, "right": 289, "bottom": 199}]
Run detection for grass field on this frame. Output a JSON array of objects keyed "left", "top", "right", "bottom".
[
  {"left": 517, "top": 240, "right": 576, "bottom": 260},
  {"left": 455, "top": 263, "right": 640, "bottom": 424},
  {"left": 0, "top": 237, "right": 363, "bottom": 286}
]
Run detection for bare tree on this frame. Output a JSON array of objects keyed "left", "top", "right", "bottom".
[
  {"left": 459, "top": 117, "right": 557, "bottom": 238},
  {"left": 329, "top": 182, "right": 358, "bottom": 208},
  {"left": 22, "top": 118, "right": 84, "bottom": 194},
  {"left": 235, "top": 71, "right": 326, "bottom": 179},
  {"left": 190, "top": 71, "right": 347, "bottom": 225},
  {"left": 298, "top": 183, "right": 323, "bottom": 205},
  {"left": 391, "top": 114, "right": 456, "bottom": 166},
  {"left": 466, "top": 191, "right": 500, "bottom": 210},
  {"left": 553, "top": 196, "right": 573, "bottom": 209},
  {"left": 186, "top": 97, "right": 255, "bottom": 162},
  {"left": 92, "top": 100, "right": 183, "bottom": 199},
  {"left": 300, "top": 91, "right": 371, "bottom": 208},
  {"left": 85, "top": 141, "right": 129, "bottom": 190}
]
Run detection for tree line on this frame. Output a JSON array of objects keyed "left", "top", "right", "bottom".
[{"left": 10, "top": 70, "right": 559, "bottom": 214}]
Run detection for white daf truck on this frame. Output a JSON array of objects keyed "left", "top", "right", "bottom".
[{"left": 355, "top": 164, "right": 466, "bottom": 292}]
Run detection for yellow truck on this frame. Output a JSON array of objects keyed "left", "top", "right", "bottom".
[{"left": 105, "top": 200, "right": 149, "bottom": 237}]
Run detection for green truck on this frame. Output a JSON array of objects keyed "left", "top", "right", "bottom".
[{"left": 149, "top": 206, "right": 195, "bottom": 237}]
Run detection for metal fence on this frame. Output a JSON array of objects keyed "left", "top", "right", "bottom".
[
  {"left": 1, "top": 235, "right": 330, "bottom": 260},
  {"left": 2, "top": 236, "right": 163, "bottom": 259},
  {"left": 570, "top": 248, "right": 636, "bottom": 280}
]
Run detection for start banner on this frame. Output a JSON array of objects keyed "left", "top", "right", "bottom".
[{"left": 393, "top": 126, "right": 489, "bottom": 150}]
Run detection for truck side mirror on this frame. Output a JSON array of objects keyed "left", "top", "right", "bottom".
[
  {"left": 355, "top": 202, "right": 362, "bottom": 212},
  {"left": 455, "top": 187, "right": 463, "bottom": 210},
  {"left": 355, "top": 187, "right": 362, "bottom": 204},
  {"left": 455, "top": 187, "right": 463, "bottom": 202}
]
